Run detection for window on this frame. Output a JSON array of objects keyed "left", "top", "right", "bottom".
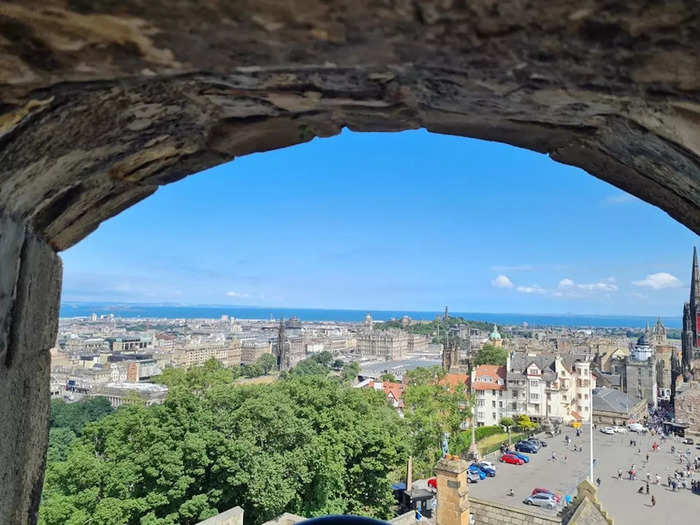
[
  {"left": 511, "top": 402, "right": 517, "bottom": 410},
  {"left": 492, "top": 400, "right": 496, "bottom": 408},
  {"left": 531, "top": 393, "right": 539, "bottom": 400},
  {"left": 477, "top": 399, "right": 485, "bottom": 407},
  {"left": 529, "top": 380, "right": 539, "bottom": 388},
  {"left": 492, "top": 412, "right": 497, "bottom": 420},
  {"left": 499, "top": 401, "right": 503, "bottom": 408}
]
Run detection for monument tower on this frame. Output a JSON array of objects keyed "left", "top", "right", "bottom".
[{"left": 681, "top": 247, "right": 700, "bottom": 379}]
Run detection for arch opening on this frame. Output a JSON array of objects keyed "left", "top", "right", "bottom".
[{"left": 1, "top": 2, "right": 699, "bottom": 523}]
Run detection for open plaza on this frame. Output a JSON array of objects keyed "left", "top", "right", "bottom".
[{"left": 469, "top": 427, "right": 700, "bottom": 525}]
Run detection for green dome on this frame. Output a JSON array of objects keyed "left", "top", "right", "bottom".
[{"left": 489, "top": 324, "right": 502, "bottom": 340}]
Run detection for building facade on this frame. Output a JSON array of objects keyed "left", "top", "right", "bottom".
[
  {"left": 357, "top": 329, "right": 409, "bottom": 360},
  {"left": 623, "top": 332, "right": 657, "bottom": 408}
]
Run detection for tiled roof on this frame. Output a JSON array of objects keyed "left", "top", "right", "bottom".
[
  {"left": 471, "top": 365, "right": 506, "bottom": 390},
  {"left": 439, "top": 373, "right": 469, "bottom": 389},
  {"left": 382, "top": 381, "right": 405, "bottom": 401}
]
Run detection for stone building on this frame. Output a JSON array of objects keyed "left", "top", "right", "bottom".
[
  {"left": 591, "top": 387, "right": 648, "bottom": 426},
  {"left": 357, "top": 329, "right": 409, "bottom": 360},
  {"left": 241, "top": 340, "right": 272, "bottom": 364},
  {"left": 623, "top": 331, "right": 657, "bottom": 408},
  {"left": 172, "top": 340, "right": 242, "bottom": 369},
  {"left": 674, "top": 382, "right": 700, "bottom": 438},
  {"left": 90, "top": 382, "right": 168, "bottom": 408},
  {"left": 506, "top": 352, "right": 595, "bottom": 423}
]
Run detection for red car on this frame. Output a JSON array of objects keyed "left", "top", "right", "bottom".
[
  {"left": 500, "top": 453, "right": 524, "bottom": 465},
  {"left": 427, "top": 478, "right": 437, "bottom": 490},
  {"left": 532, "top": 488, "right": 561, "bottom": 502}
]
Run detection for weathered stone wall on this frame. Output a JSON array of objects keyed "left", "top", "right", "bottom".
[
  {"left": 196, "top": 506, "right": 244, "bottom": 525},
  {"left": 470, "top": 497, "right": 561, "bottom": 525},
  {"left": 0, "top": 216, "right": 62, "bottom": 525},
  {"left": 0, "top": 0, "right": 698, "bottom": 247}
]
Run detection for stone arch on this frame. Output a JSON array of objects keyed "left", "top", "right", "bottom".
[{"left": 0, "top": 2, "right": 699, "bottom": 523}]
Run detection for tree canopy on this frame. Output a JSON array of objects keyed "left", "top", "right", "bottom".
[
  {"left": 473, "top": 344, "right": 508, "bottom": 367},
  {"left": 400, "top": 366, "right": 471, "bottom": 476},
  {"left": 49, "top": 397, "right": 113, "bottom": 435},
  {"left": 40, "top": 368, "right": 406, "bottom": 525}
]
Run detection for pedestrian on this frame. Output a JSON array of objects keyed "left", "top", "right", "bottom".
[
  {"left": 655, "top": 474, "right": 660, "bottom": 485},
  {"left": 596, "top": 477, "right": 601, "bottom": 487},
  {"left": 552, "top": 452, "right": 557, "bottom": 461},
  {"left": 646, "top": 482, "right": 649, "bottom": 494},
  {"left": 651, "top": 495, "right": 656, "bottom": 507},
  {"left": 646, "top": 453, "right": 650, "bottom": 462},
  {"left": 618, "top": 469, "right": 622, "bottom": 480},
  {"left": 564, "top": 455, "right": 568, "bottom": 463}
]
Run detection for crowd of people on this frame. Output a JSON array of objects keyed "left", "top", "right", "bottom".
[{"left": 612, "top": 406, "right": 699, "bottom": 505}]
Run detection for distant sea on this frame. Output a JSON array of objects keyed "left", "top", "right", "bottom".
[{"left": 59, "top": 303, "right": 681, "bottom": 329}]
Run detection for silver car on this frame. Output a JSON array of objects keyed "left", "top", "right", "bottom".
[{"left": 523, "top": 493, "right": 557, "bottom": 509}]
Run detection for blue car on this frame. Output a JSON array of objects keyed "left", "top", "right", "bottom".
[
  {"left": 515, "top": 441, "right": 538, "bottom": 453},
  {"left": 468, "top": 464, "right": 486, "bottom": 479},
  {"left": 510, "top": 451, "right": 530, "bottom": 463},
  {"left": 473, "top": 462, "right": 496, "bottom": 477}
]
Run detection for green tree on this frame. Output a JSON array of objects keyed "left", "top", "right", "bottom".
[
  {"left": 515, "top": 414, "right": 537, "bottom": 431},
  {"left": 256, "top": 353, "right": 278, "bottom": 375},
  {"left": 473, "top": 344, "right": 508, "bottom": 366},
  {"left": 50, "top": 397, "right": 113, "bottom": 435},
  {"left": 40, "top": 372, "right": 406, "bottom": 525},
  {"left": 401, "top": 368, "right": 470, "bottom": 476},
  {"left": 311, "top": 351, "right": 333, "bottom": 368},
  {"left": 379, "top": 373, "right": 396, "bottom": 382},
  {"left": 289, "top": 358, "right": 328, "bottom": 377},
  {"left": 341, "top": 361, "right": 360, "bottom": 383},
  {"left": 46, "top": 428, "right": 78, "bottom": 463}
]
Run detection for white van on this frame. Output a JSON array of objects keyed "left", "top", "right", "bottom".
[{"left": 629, "top": 423, "right": 647, "bottom": 432}]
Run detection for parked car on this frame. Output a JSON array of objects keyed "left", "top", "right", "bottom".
[
  {"left": 600, "top": 427, "right": 615, "bottom": 435},
  {"left": 629, "top": 423, "right": 647, "bottom": 432},
  {"left": 427, "top": 478, "right": 437, "bottom": 489},
  {"left": 478, "top": 460, "right": 496, "bottom": 470},
  {"left": 515, "top": 441, "right": 538, "bottom": 453},
  {"left": 500, "top": 453, "right": 524, "bottom": 465},
  {"left": 528, "top": 438, "right": 547, "bottom": 447},
  {"left": 531, "top": 488, "right": 561, "bottom": 502},
  {"left": 682, "top": 437, "right": 694, "bottom": 445},
  {"left": 468, "top": 464, "right": 487, "bottom": 479},
  {"left": 612, "top": 426, "right": 627, "bottom": 433},
  {"left": 473, "top": 462, "right": 497, "bottom": 476},
  {"left": 524, "top": 493, "right": 557, "bottom": 509},
  {"left": 467, "top": 470, "right": 481, "bottom": 483},
  {"left": 510, "top": 451, "right": 530, "bottom": 463}
]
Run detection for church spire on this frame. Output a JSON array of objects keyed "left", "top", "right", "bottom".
[{"left": 691, "top": 246, "right": 699, "bottom": 307}]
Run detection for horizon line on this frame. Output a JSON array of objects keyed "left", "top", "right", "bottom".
[{"left": 59, "top": 301, "right": 681, "bottom": 319}]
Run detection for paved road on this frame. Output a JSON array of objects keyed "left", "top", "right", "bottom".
[{"left": 468, "top": 427, "right": 700, "bottom": 525}]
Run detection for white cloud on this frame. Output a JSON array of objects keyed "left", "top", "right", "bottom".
[
  {"left": 491, "top": 275, "right": 514, "bottom": 288},
  {"left": 632, "top": 272, "right": 682, "bottom": 290},
  {"left": 557, "top": 277, "right": 617, "bottom": 293},
  {"left": 226, "top": 290, "right": 249, "bottom": 298},
  {"left": 516, "top": 285, "right": 546, "bottom": 295}
]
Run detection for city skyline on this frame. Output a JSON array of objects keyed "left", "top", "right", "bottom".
[{"left": 61, "top": 129, "right": 698, "bottom": 316}]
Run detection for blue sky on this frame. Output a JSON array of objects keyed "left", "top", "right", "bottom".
[{"left": 61, "top": 129, "right": 698, "bottom": 316}]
